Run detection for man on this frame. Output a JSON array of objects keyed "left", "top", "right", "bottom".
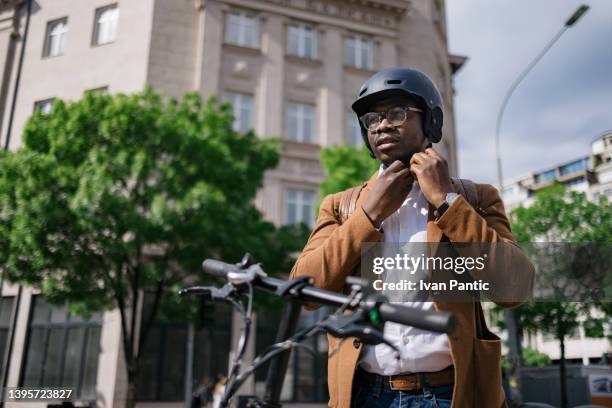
[{"left": 290, "top": 68, "right": 534, "bottom": 407}]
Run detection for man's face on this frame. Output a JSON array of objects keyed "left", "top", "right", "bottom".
[{"left": 364, "top": 95, "right": 428, "bottom": 167}]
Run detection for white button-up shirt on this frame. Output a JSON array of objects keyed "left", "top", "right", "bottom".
[{"left": 357, "top": 174, "right": 453, "bottom": 375}]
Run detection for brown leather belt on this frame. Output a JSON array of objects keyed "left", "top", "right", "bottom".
[{"left": 357, "top": 366, "right": 455, "bottom": 391}]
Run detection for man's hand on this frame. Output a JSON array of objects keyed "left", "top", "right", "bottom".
[
  {"left": 409, "top": 148, "right": 453, "bottom": 208},
  {"left": 362, "top": 160, "right": 414, "bottom": 228}
]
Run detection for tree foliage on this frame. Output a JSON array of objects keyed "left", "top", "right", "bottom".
[
  {"left": 503, "top": 347, "right": 551, "bottom": 368},
  {"left": 319, "top": 144, "right": 378, "bottom": 200},
  {"left": 510, "top": 183, "right": 611, "bottom": 243},
  {"left": 0, "top": 87, "right": 308, "bottom": 405},
  {"left": 508, "top": 183, "right": 611, "bottom": 408}
]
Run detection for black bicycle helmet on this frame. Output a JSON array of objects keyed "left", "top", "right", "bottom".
[{"left": 351, "top": 67, "right": 444, "bottom": 151}]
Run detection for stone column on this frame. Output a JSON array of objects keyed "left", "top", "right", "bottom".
[
  {"left": 257, "top": 13, "right": 284, "bottom": 138},
  {"left": 318, "top": 25, "right": 343, "bottom": 147},
  {"left": 197, "top": 1, "right": 224, "bottom": 99}
]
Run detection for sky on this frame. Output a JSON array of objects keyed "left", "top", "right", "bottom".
[{"left": 446, "top": 0, "right": 612, "bottom": 185}]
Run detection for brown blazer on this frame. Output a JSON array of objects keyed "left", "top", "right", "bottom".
[{"left": 290, "top": 171, "right": 535, "bottom": 408}]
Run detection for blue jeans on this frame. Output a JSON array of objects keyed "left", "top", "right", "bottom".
[{"left": 351, "top": 368, "right": 453, "bottom": 408}]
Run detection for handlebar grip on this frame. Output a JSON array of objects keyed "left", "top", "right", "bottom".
[
  {"left": 202, "top": 259, "right": 239, "bottom": 279},
  {"left": 378, "top": 303, "right": 456, "bottom": 334}
]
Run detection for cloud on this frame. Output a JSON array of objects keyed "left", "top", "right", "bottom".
[{"left": 447, "top": 0, "right": 612, "bottom": 185}]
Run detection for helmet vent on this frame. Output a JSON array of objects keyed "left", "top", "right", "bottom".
[
  {"left": 359, "top": 88, "right": 368, "bottom": 96},
  {"left": 386, "top": 79, "right": 402, "bottom": 85}
]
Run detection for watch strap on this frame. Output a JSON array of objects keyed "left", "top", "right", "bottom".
[{"left": 434, "top": 201, "right": 450, "bottom": 219}]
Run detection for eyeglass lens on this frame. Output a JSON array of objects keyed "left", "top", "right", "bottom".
[{"left": 363, "top": 107, "right": 408, "bottom": 131}]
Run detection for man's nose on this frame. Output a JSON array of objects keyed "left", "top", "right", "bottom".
[{"left": 375, "top": 117, "right": 394, "bottom": 132}]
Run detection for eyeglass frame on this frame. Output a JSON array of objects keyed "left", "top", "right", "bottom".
[{"left": 359, "top": 106, "right": 423, "bottom": 132}]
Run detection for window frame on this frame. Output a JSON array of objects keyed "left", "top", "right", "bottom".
[
  {"left": 223, "top": 91, "right": 255, "bottom": 133},
  {"left": 287, "top": 23, "right": 317, "bottom": 59},
  {"left": 286, "top": 102, "right": 316, "bottom": 143},
  {"left": 284, "top": 188, "right": 316, "bottom": 227},
  {"left": 33, "top": 98, "right": 56, "bottom": 114},
  {"left": 224, "top": 10, "right": 260, "bottom": 49},
  {"left": 43, "top": 17, "right": 68, "bottom": 58},
  {"left": 92, "top": 4, "right": 119, "bottom": 46},
  {"left": 344, "top": 35, "right": 373, "bottom": 70},
  {"left": 20, "top": 296, "right": 102, "bottom": 399},
  {"left": 559, "top": 158, "right": 588, "bottom": 176}
]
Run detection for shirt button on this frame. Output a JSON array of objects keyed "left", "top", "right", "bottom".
[
  {"left": 353, "top": 338, "right": 361, "bottom": 349},
  {"left": 403, "top": 335, "right": 410, "bottom": 345}
]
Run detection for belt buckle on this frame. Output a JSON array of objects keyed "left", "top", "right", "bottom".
[
  {"left": 388, "top": 376, "right": 415, "bottom": 391},
  {"left": 388, "top": 377, "right": 403, "bottom": 391}
]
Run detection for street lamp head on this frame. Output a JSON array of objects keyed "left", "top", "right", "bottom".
[{"left": 565, "top": 4, "right": 589, "bottom": 27}]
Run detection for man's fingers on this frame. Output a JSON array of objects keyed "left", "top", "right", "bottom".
[
  {"left": 396, "top": 167, "right": 413, "bottom": 179},
  {"left": 425, "top": 148, "right": 441, "bottom": 159},
  {"left": 426, "top": 148, "right": 446, "bottom": 163},
  {"left": 410, "top": 152, "right": 429, "bottom": 166},
  {"left": 385, "top": 160, "right": 408, "bottom": 174}
]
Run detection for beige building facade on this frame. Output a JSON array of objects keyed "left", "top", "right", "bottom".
[{"left": 0, "top": 0, "right": 464, "bottom": 406}]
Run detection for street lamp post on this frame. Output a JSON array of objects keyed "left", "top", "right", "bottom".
[
  {"left": 494, "top": 5, "right": 589, "bottom": 407},
  {"left": 495, "top": 4, "right": 590, "bottom": 190}
]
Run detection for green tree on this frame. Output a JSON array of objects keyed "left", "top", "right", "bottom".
[
  {"left": 503, "top": 347, "right": 552, "bottom": 368},
  {"left": 319, "top": 145, "right": 378, "bottom": 198},
  {"left": 0, "top": 88, "right": 306, "bottom": 407},
  {"left": 509, "top": 183, "right": 611, "bottom": 408}
]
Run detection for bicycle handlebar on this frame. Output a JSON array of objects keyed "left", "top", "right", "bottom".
[{"left": 202, "top": 259, "right": 456, "bottom": 335}]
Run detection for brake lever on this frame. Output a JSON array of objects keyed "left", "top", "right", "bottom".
[
  {"left": 317, "top": 314, "right": 399, "bottom": 355},
  {"left": 178, "top": 283, "right": 237, "bottom": 300}
]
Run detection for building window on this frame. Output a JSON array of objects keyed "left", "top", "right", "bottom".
[
  {"left": 43, "top": 18, "right": 68, "bottom": 57},
  {"left": 287, "top": 24, "right": 317, "bottom": 59},
  {"left": 256, "top": 306, "right": 329, "bottom": 402},
  {"left": 346, "top": 112, "right": 362, "bottom": 148},
  {"left": 285, "top": 189, "right": 315, "bottom": 227},
  {"left": 535, "top": 169, "right": 556, "bottom": 184},
  {"left": 223, "top": 92, "right": 254, "bottom": 133},
  {"left": 225, "top": 11, "right": 259, "bottom": 48},
  {"left": 21, "top": 297, "right": 102, "bottom": 399},
  {"left": 559, "top": 158, "right": 588, "bottom": 176},
  {"left": 345, "top": 36, "right": 373, "bottom": 70},
  {"left": 137, "top": 294, "right": 232, "bottom": 401},
  {"left": 93, "top": 4, "right": 119, "bottom": 46},
  {"left": 286, "top": 103, "right": 315, "bottom": 143},
  {"left": 34, "top": 98, "right": 56, "bottom": 114}
]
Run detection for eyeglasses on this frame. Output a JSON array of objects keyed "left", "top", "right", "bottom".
[{"left": 359, "top": 106, "right": 423, "bottom": 132}]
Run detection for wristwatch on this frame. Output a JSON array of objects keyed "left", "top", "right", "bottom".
[{"left": 434, "top": 192, "right": 459, "bottom": 219}]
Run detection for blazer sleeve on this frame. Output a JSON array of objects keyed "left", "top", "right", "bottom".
[
  {"left": 434, "top": 183, "right": 535, "bottom": 308},
  {"left": 289, "top": 193, "right": 384, "bottom": 295}
]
